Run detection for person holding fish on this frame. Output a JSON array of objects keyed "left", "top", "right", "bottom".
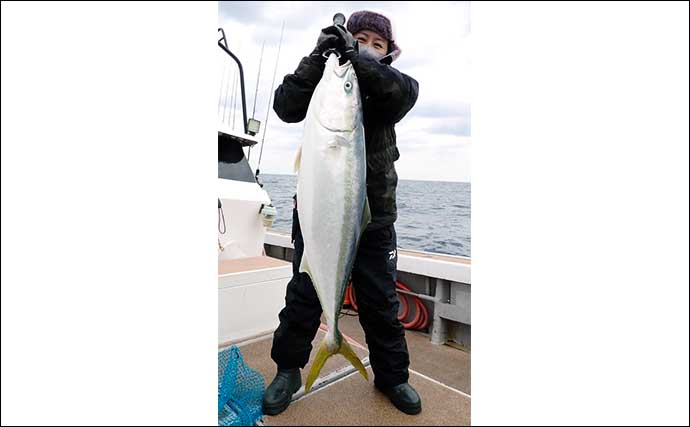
[{"left": 264, "top": 10, "right": 421, "bottom": 416}]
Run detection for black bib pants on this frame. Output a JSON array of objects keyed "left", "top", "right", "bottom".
[{"left": 270, "top": 202, "right": 411, "bottom": 390}]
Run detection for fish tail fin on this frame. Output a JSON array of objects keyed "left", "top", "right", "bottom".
[
  {"left": 339, "top": 338, "right": 369, "bottom": 381},
  {"left": 305, "top": 340, "right": 330, "bottom": 392},
  {"left": 304, "top": 336, "right": 368, "bottom": 392},
  {"left": 293, "top": 145, "right": 302, "bottom": 173}
]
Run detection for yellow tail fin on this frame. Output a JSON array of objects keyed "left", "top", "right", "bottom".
[{"left": 305, "top": 338, "right": 368, "bottom": 392}]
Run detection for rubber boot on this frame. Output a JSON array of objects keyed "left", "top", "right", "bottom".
[
  {"left": 262, "top": 368, "right": 302, "bottom": 416},
  {"left": 376, "top": 382, "right": 422, "bottom": 415}
]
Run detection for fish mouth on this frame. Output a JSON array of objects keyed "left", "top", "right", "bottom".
[
  {"left": 331, "top": 62, "right": 352, "bottom": 77},
  {"left": 325, "top": 53, "right": 353, "bottom": 76}
]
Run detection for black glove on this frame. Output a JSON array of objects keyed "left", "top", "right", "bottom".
[{"left": 311, "top": 25, "right": 358, "bottom": 63}]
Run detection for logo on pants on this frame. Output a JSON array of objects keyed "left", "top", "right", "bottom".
[{"left": 388, "top": 249, "right": 397, "bottom": 261}]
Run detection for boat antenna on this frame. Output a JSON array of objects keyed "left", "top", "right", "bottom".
[
  {"left": 219, "top": 29, "right": 234, "bottom": 125},
  {"left": 221, "top": 64, "right": 231, "bottom": 125},
  {"left": 230, "top": 40, "right": 241, "bottom": 128},
  {"left": 252, "top": 40, "right": 265, "bottom": 119},
  {"left": 228, "top": 65, "right": 237, "bottom": 126},
  {"left": 218, "top": 62, "right": 227, "bottom": 119},
  {"left": 248, "top": 40, "right": 266, "bottom": 161},
  {"left": 256, "top": 21, "right": 285, "bottom": 180},
  {"left": 230, "top": 70, "right": 238, "bottom": 128}
]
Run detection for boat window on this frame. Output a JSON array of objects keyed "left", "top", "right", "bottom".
[{"left": 218, "top": 135, "right": 256, "bottom": 183}]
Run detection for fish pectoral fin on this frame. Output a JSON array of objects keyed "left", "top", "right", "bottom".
[
  {"left": 305, "top": 338, "right": 368, "bottom": 392},
  {"left": 293, "top": 145, "right": 302, "bottom": 173}
]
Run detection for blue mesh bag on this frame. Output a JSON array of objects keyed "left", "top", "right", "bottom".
[{"left": 218, "top": 345, "right": 265, "bottom": 426}]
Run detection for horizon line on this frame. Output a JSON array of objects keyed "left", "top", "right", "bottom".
[{"left": 258, "top": 172, "right": 471, "bottom": 184}]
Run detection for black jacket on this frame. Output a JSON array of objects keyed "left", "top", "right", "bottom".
[{"left": 273, "top": 52, "right": 419, "bottom": 228}]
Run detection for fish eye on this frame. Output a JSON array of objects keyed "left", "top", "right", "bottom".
[{"left": 344, "top": 81, "right": 352, "bottom": 92}]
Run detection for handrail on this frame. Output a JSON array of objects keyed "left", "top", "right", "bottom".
[{"left": 218, "top": 28, "right": 248, "bottom": 135}]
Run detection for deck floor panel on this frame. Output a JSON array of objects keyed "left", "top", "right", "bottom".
[
  {"left": 263, "top": 367, "right": 470, "bottom": 426},
  {"left": 229, "top": 298, "right": 471, "bottom": 425},
  {"left": 338, "top": 313, "right": 471, "bottom": 394},
  {"left": 236, "top": 329, "right": 369, "bottom": 390}
]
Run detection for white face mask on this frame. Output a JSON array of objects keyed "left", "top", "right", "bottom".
[{"left": 358, "top": 43, "right": 386, "bottom": 62}]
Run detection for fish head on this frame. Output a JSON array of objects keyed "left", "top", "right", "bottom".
[{"left": 314, "top": 53, "right": 362, "bottom": 135}]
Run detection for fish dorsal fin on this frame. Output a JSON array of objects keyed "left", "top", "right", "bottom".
[
  {"left": 360, "top": 196, "right": 371, "bottom": 236},
  {"left": 293, "top": 145, "right": 302, "bottom": 173}
]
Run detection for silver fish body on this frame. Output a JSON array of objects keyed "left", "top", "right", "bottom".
[{"left": 295, "top": 53, "right": 370, "bottom": 390}]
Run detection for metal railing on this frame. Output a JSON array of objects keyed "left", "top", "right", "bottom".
[{"left": 218, "top": 28, "right": 248, "bottom": 135}]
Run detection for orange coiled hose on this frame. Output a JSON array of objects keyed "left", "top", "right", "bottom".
[{"left": 344, "top": 281, "right": 429, "bottom": 330}]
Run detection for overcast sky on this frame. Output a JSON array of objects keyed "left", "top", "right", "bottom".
[{"left": 218, "top": 1, "right": 471, "bottom": 182}]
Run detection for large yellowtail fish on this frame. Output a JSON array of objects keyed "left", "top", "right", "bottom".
[{"left": 294, "top": 52, "right": 370, "bottom": 391}]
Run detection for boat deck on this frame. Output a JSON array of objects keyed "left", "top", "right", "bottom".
[
  {"left": 229, "top": 314, "right": 471, "bottom": 426},
  {"left": 219, "top": 256, "right": 290, "bottom": 275}
]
